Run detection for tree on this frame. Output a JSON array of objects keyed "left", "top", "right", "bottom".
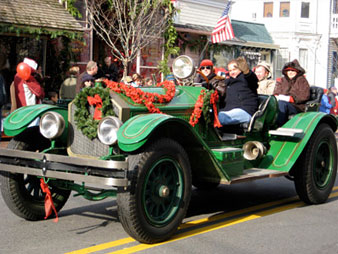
[{"left": 85, "top": 0, "right": 176, "bottom": 78}]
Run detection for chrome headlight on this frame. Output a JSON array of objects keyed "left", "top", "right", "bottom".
[
  {"left": 97, "top": 116, "right": 123, "bottom": 145},
  {"left": 39, "top": 112, "right": 65, "bottom": 139},
  {"left": 172, "top": 55, "right": 195, "bottom": 79}
]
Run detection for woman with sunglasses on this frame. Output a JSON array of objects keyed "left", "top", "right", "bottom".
[{"left": 194, "top": 59, "right": 227, "bottom": 99}]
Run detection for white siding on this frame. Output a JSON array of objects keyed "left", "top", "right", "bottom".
[
  {"left": 176, "top": 0, "right": 229, "bottom": 27},
  {"left": 230, "top": 0, "right": 334, "bottom": 88}
]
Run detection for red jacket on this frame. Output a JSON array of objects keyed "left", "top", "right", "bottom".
[{"left": 14, "top": 74, "right": 45, "bottom": 108}]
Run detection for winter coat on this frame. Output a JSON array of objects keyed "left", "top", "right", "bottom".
[
  {"left": 59, "top": 75, "right": 77, "bottom": 99},
  {"left": 13, "top": 74, "right": 44, "bottom": 108},
  {"left": 257, "top": 78, "right": 275, "bottom": 95},
  {"left": 273, "top": 59, "right": 310, "bottom": 112},
  {"left": 195, "top": 72, "right": 227, "bottom": 97},
  {"left": 319, "top": 94, "right": 332, "bottom": 113},
  {"left": 222, "top": 71, "right": 258, "bottom": 116}
]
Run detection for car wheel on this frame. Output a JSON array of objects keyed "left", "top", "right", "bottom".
[
  {"left": 0, "top": 138, "right": 71, "bottom": 220},
  {"left": 294, "top": 124, "right": 337, "bottom": 204},
  {"left": 117, "top": 138, "right": 191, "bottom": 243}
]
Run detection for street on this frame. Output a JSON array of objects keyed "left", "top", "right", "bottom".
[{"left": 1, "top": 150, "right": 338, "bottom": 254}]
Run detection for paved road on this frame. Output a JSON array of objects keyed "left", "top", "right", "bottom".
[
  {"left": 1, "top": 172, "right": 338, "bottom": 254},
  {"left": 1, "top": 138, "right": 338, "bottom": 253}
]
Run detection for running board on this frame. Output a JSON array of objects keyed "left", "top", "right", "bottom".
[{"left": 225, "top": 168, "right": 288, "bottom": 184}]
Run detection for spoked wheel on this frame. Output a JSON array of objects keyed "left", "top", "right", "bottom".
[
  {"left": 0, "top": 137, "right": 71, "bottom": 220},
  {"left": 117, "top": 138, "right": 191, "bottom": 243},
  {"left": 294, "top": 124, "right": 337, "bottom": 204}
]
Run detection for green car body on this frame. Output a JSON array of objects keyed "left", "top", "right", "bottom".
[{"left": 0, "top": 84, "right": 337, "bottom": 244}]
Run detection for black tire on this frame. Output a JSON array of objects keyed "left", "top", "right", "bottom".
[
  {"left": 117, "top": 138, "right": 191, "bottom": 243},
  {"left": 294, "top": 124, "right": 337, "bottom": 204},
  {"left": 0, "top": 138, "right": 71, "bottom": 220}
]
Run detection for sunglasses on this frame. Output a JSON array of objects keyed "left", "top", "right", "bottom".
[{"left": 201, "top": 66, "right": 212, "bottom": 70}]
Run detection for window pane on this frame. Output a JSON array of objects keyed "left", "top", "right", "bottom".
[
  {"left": 264, "top": 2, "right": 273, "bottom": 17},
  {"left": 299, "top": 48, "right": 308, "bottom": 71},
  {"left": 280, "top": 2, "right": 290, "bottom": 17},
  {"left": 301, "top": 2, "right": 310, "bottom": 18},
  {"left": 276, "top": 48, "right": 290, "bottom": 78},
  {"left": 334, "top": 0, "right": 338, "bottom": 14}
]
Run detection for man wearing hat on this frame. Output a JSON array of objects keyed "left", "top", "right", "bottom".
[
  {"left": 255, "top": 61, "right": 275, "bottom": 95},
  {"left": 194, "top": 59, "right": 226, "bottom": 97},
  {"left": 273, "top": 59, "right": 310, "bottom": 125}
]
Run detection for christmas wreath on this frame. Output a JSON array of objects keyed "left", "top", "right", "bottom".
[{"left": 74, "top": 87, "right": 114, "bottom": 139}]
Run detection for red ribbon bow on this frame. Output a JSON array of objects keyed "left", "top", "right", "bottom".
[
  {"left": 210, "top": 90, "right": 222, "bottom": 128},
  {"left": 87, "top": 94, "right": 103, "bottom": 120},
  {"left": 40, "top": 178, "right": 58, "bottom": 223}
]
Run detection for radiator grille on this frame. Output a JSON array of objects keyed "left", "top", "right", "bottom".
[{"left": 68, "top": 103, "right": 109, "bottom": 158}]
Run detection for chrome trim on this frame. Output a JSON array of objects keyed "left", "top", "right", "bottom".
[
  {"left": 269, "top": 128, "right": 304, "bottom": 138},
  {"left": 0, "top": 164, "right": 128, "bottom": 187},
  {"left": 0, "top": 148, "right": 127, "bottom": 169}
]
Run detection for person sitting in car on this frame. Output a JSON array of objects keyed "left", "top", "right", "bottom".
[
  {"left": 194, "top": 59, "right": 227, "bottom": 97},
  {"left": 273, "top": 59, "right": 310, "bottom": 126},
  {"left": 218, "top": 57, "right": 259, "bottom": 126}
]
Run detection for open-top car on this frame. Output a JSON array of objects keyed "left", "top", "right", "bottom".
[{"left": 0, "top": 55, "right": 337, "bottom": 243}]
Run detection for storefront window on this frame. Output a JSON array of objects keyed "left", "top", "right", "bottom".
[{"left": 131, "top": 39, "right": 163, "bottom": 83}]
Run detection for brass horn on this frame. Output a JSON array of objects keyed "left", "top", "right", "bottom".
[{"left": 243, "top": 141, "right": 266, "bottom": 160}]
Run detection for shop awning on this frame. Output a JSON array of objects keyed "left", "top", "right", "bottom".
[
  {"left": 175, "top": 19, "right": 279, "bottom": 50},
  {"left": 0, "top": 0, "right": 83, "bottom": 37}
]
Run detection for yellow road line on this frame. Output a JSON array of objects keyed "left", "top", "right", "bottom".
[
  {"left": 64, "top": 238, "right": 135, "bottom": 254},
  {"left": 66, "top": 186, "right": 338, "bottom": 254},
  {"left": 108, "top": 191, "right": 338, "bottom": 254}
]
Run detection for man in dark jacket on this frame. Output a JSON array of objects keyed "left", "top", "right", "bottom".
[
  {"left": 101, "top": 56, "right": 119, "bottom": 81},
  {"left": 218, "top": 57, "right": 258, "bottom": 125},
  {"left": 273, "top": 59, "right": 310, "bottom": 126}
]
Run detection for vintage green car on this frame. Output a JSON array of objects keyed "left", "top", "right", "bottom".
[{"left": 0, "top": 56, "right": 337, "bottom": 244}]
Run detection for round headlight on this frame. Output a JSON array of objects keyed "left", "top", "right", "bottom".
[
  {"left": 97, "top": 116, "right": 123, "bottom": 145},
  {"left": 172, "top": 55, "right": 195, "bottom": 79},
  {"left": 39, "top": 112, "right": 65, "bottom": 139}
]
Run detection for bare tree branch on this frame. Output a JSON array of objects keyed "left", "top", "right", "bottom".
[{"left": 85, "top": 0, "right": 174, "bottom": 77}]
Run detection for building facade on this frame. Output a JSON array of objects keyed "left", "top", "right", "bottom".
[
  {"left": 230, "top": 0, "right": 338, "bottom": 88},
  {"left": 173, "top": 0, "right": 279, "bottom": 75}
]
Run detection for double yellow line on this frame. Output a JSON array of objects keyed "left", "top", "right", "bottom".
[{"left": 66, "top": 187, "right": 338, "bottom": 254}]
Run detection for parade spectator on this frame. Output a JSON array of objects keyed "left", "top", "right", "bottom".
[
  {"left": 319, "top": 89, "right": 333, "bottom": 114},
  {"left": 194, "top": 59, "right": 227, "bottom": 97},
  {"left": 273, "top": 59, "right": 310, "bottom": 126},
  {"left": 218, "top": 57, "right": 258, "bottom": 125},
  {"left": 59, "top": 66, "right": 79, "bottom": 99},
  {"left": 255, "top": 61, "right": 275, "bottom": 95},
  {"left": 81, "top": 73, "right": 95, "bottom": 90},
  {"left": 101, "top": 56, "right": 119, "bottom": 81},
  {"left": 328, "top": 86, "right": 337, "bottom": 113},
  {"left": 144, "top": 77, "right": 153, "bottom": 87},
  {"left": 12, "top": 58, "right": 45, "bottom": 110},
  {"left": 43, "top": 91, "right": 58, "bottom": 105},
  {"left": 131, "top": 73, "right": 143, "bottom": 87},
  {"left": 76, "top": 61, "right": 98, "bottom": 93}
]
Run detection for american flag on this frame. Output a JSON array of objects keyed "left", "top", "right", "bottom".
[{"left": 211, "top": 1, "right": 234, "bottom": 43}]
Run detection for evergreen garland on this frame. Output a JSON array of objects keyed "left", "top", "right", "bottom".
[{"left": 74, "top": 87, "right": 115, "bottom": 140}]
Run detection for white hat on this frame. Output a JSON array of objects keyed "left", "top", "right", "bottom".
[
  {"left": 257, "top": 61, "right": 271, "bottom": 78},
  {"left": 23, "top": 58, "right": 38, "bottom": 71}
]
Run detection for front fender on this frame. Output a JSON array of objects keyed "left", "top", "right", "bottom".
[
  {"left": 117, "top": 113, "right": 178, "bottom": 152},
  {"left": 4, "top": 104, "right": 68, "bottom": 137},
  {"left": 260, "top": 112, "right": 337, "bottom": 171}
]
